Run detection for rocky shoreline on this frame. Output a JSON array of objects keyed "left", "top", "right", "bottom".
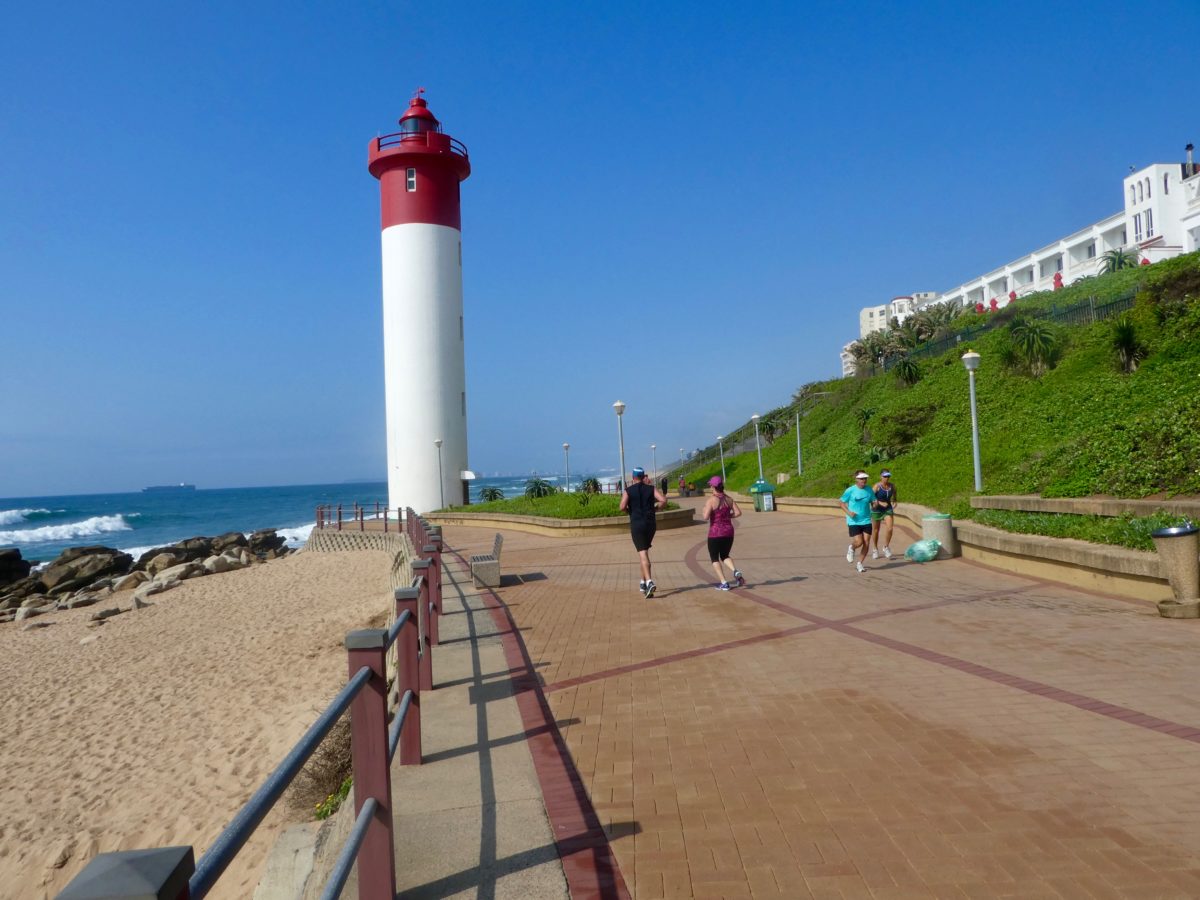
[{"left": 0, "top": 529, "right": 291, "bottom": 627}]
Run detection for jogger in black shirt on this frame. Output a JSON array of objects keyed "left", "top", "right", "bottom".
[{"left": 620, "top": 466, "right": 666, "bottom": 598}]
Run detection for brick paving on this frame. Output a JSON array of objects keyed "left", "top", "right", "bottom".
[{"left": 440, "top": 499, "right": 1200, "bottom": 899}]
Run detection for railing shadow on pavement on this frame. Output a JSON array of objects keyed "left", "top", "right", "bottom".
[{"left": 57, "top": 509, "right": 446, "bottom": 900}]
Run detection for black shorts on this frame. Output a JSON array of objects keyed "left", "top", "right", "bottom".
[
  {"left": 848, "top": 523, "right": 873, "bottom": 537},
  {"left": 631, "top": 524, "right": 656, "bottom": 551},
  {"left": 707, "top": 535, "right": 734, "bottom": 562}
]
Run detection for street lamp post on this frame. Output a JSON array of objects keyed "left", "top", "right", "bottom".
[
  {"left": 613, "top": 401, "right": 627, "bottom": 493},
  {"left": 650, "top": 444, "right": 657, "bottom": 483},
  {"left": 433, "top": 438, "right": 445, "bottom": 508},
  {"left": 563, "top": 442, "right": 570, "bottom": 493},
  {"left": 716, "top": 436, "right": 727, "bottom": 485},
  {"left": 961, "top": 350, "right": 983, "bottom": 491},
  {"left": 750, "top": 414, "right": 764, "bottom": 481}
]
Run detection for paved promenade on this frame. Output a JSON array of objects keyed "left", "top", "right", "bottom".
[{"left": 432, "top": 497, "right": 1200, "bottom": 899}]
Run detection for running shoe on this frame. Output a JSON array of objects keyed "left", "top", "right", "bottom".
[
  {"left": 883, "top": 546, "right": 893, "bottom": 559},
  {"left": 733, "top": 570, "right": 745, "bottom": 588},
  {"left": 846, "top": 545, "right": 855, "bottom": 563},
  {"left": 638, "top": 581, "right": 646, "bottom": 595},
  {"left": 643, "top": 580, "right": 656, "bottom": 598},
  {"left": 715, "top": 582, "right": 731, "bottom": 591},
  {"left": 871, "top": 549, "right": 879, "bottom": 560},
  {"left": 856, "top": 561, "right": 866, "bottom": 574}
]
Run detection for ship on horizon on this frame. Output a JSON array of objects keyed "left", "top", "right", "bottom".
[{"left": 142, "top": 483, "right": 197, "bottom": 493}]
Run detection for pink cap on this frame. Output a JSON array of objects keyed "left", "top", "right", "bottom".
[{"left": 708, "top": 476, "right": 724, "bottom": 488}]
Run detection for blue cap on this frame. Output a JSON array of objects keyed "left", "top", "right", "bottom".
[{"left": 632, "top": 467, "right": 645, "bottom": 478}]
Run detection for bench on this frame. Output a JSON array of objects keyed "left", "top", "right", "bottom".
[{"left": 470, "top": 534, "right": 503, "bottom": 588}]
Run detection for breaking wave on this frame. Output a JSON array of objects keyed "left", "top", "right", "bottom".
[
  {"left": 0, "top": 515, "right": 134, "bottom": 544},
  {"left": 0, "top": 508, "right": 51, "bottom": 527},
  {"left": 277, "top": 523, "right": 315, "bottom": 549}
]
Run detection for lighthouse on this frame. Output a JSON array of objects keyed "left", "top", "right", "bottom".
[{"left": 368, "top": 91, "right": 472, "bottom": 513}]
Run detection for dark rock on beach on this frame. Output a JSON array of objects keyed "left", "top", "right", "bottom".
[
  {"left": 135, "top": 536, "right": 214, "bottom": 570},
  {"left": 249, "top": 528, "right": 287, "bottom": 557},
  {"left": 39, "top": 547, "right": 133, "bottom": 595},
  {"left": 0, "top": 549, "right": 33, "bottom": 589}
]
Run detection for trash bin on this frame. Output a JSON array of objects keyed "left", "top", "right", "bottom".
[
  {"left": 1151, "top": 523, "right": 1200, "bottom": 602},
  {"left": 749, "top": 480, "right": 776, "bottom": 512},
  {"left": 921, "top": 513, "right": 959, "bottom": 559}
]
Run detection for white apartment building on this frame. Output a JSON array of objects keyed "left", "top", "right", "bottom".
[
  {"left": 840, "top": 341, "right": 857, "bottom": 377},
  {"left": 839, "top": 146, "right": 1200, "bottom": 371}
]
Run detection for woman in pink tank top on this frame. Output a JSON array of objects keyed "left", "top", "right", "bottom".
[{"left": 700, "top": 476, "right": 745, "bottom": 590}]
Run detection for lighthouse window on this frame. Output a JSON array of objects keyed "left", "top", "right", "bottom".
[{"left": 406, "top": 168, "right": 416, "bottom": 192}]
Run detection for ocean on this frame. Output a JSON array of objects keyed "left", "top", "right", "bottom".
[{"left": 0, "top": 474, "right": 593, "bottom": 563}]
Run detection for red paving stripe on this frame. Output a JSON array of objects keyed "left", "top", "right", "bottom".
[
  {"left": 443, "top": 549, "right": 631, "bottom": 900},
  {"left": 542, "top": 623, "right": 821, "bottom": 694},
  {"left": 681, "top": 539, "right": 1200, "bottom": 746}
]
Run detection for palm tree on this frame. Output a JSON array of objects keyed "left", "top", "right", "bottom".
[
  {"left": 524, "top": 478, "right": 555, "bottom": 499},
  {"left": 892, "top": 354, "right": 921, "bottom": 386},
  {"left": 1009, "top": 317, "right": 1059, "bottom": 377},
  {"left": 1098, "top": 248, "right": 1139, "bottom": 274},
  {"left": 479, "top": 486, "right": 505, "bottom": 502},
  {"left": 856, "top": 407, "right": 876, "bottom": 443},
  {"left": 580, "top": 477, "right": 602, "bottom": 494},
  {"left": 1111, "top": 314, "right": 1147, "bottom": 374}
]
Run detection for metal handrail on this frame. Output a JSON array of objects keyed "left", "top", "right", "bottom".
[
  {"left": 376, "top": 131, "right": 469, "bottom": 158},
  {"left": 318, "top": 797, "right": 379, "bottom": 900},
  {"left": 385, "top": 607, "right": 412, "bottom": 651},
  {"left": 189, "top": 665, "right": 373, "bottom": 898},
  {"left": 388, "top": 689, "right": 414, "bottom": 762}
]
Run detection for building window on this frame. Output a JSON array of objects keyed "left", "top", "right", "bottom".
[
  {"left": 1056, "top": 256, "right": 1063, "bottom": 272},
  {"left": 1146, "top": 209, "right": 1154, "bottom": 237},
  {"left": 1087, "top": 241, "right": 1096, "bottom": 258},
  {"left": 1129, "top": 186, "right": 1136, "bottom": 205},
  {"left": 1164, "top": 173, "right": 1170, "bottom": 195},
  {"left": 1145, "top": 177, "right": 1151, "bottom": 198},
  {"left": 1137, "top": 182, "right": 1143, "bottom": 203},
  {"left": 406, "top": 168, "right": 416, "bottom": 192},
  {"left": 1134, "top": 213, "right": 1143, "bottom": 241}
]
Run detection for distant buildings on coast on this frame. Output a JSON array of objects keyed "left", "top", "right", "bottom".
[{"left": 839, "top": 146, "right": 1200, "bottom": 376}]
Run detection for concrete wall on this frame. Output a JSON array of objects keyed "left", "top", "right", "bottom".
[
  {"left": 426, "top": 506, "right": 696, "bottom": 537},
  {"left": 972, "top": 495, "right": 1200, "bottom": 519},
  {"left": 749, "top": 494, "right": 1170, "bottom": 603}
]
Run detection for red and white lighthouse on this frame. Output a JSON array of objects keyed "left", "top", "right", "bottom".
[{"left": 368, "top": 91, "right": 472, "bottom": 513}]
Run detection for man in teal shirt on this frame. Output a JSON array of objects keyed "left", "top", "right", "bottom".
[{"left": 840, "top": 470, "right": 874, "bottom": 573}]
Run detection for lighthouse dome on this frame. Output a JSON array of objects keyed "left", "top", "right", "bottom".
[{"left": 399, "top": 93, "right": 440, "bottom": 134}]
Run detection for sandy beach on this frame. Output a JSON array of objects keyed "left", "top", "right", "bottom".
[{"left": 0, "top": 548, "right": 393, "bottom": 899}]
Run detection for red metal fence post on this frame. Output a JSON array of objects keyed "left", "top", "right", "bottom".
[
  {"left": 392, "top": 585, "right": 422, "bottom": 765},
  {"left": 422, "top": 541, "right": 442, "bottom": 647},
  {"left": 344, "top": 628, "right": 397, "bottom": 900},
  {"left": 412, "top": 561, "right": 434, "bottom": 692},
  {"left": 337, "top": 504, "right": 343, "bottom": 531}
]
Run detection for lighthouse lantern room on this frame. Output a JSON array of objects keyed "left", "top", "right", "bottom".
[{"left": 368, "top": 91, "right": 472, "bottom": 513}]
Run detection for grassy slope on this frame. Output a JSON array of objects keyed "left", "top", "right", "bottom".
[
  {"left": 445, "top": 493, "right": 679, "bottom": 519},
  {"left": 682, "top": 252, "right": 1200, "bottom": 545}
]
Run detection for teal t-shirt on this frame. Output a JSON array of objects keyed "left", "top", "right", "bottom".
[{"left": 840, "top": 485, "right": 874, "bottom": 526}]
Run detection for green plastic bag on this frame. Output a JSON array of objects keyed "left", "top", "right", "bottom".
[{"left": 904, "top": 538, "right": 941, "bottom": 562}]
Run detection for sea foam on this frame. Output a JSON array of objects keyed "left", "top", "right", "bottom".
[
  {"left": 277, "top": 523, "right": 315, "bottom": 549},
  {"left": 0, "top": 508, "right": 51, "bottom": 527},
  {"left": 0, "top": 515, "right": 133, "bottom": 544}
]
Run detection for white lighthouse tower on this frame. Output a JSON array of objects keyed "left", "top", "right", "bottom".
[{"left": 368, "top": 91, "right": 472, "bottom": 513}]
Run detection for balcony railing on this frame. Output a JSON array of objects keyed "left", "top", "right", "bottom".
[{"left": 376, "top": 131, "right": 469, "bottom": 158}]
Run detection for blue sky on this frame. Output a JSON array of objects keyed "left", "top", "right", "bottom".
[{"left": 1, "top": 0, "right": 1194, "bottom": 496}]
